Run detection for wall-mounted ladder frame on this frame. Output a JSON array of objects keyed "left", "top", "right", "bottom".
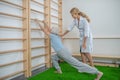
[{"left": 0, "top": 0, "right": 62, "bottom": 79}]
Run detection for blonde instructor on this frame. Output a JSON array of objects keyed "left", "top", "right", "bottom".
[{"left": 61, "top": 7, "right": 94, "bottom": 67}]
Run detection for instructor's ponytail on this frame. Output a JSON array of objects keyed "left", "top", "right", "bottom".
[{"left": 78, "top": 11, "right": 90, "bottom": 23}]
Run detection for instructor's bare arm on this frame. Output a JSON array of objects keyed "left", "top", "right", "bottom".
[{"left": 60, "top": 30, "right": 70, "bottom": 37}]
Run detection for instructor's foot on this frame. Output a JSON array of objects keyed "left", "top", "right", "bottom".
[{"left": 95, "top": 72, "right": 103, "bottom": 80}]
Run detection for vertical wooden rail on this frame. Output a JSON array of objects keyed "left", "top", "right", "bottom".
[
  {"left": 58, "top": 0, "right": 62, "bottom": 34},
  {"left": 44, "top": 0, "right": 51, "bottom": 68},
  {"left": 22, "top": 0, "right": 31, "bottom": 77},
  {"left": 27, "top": 0, "right": 32, "bottom": 77}
]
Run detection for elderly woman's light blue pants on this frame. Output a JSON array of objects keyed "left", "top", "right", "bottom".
[{"left": 51, "top": 48, "right": 99, "bottom": 74}]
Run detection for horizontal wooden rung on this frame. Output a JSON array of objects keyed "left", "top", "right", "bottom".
[
  {"left": 31, "top": 54, "right": 47, "bottom": 59},
  {"left": 1, "top": 0, "right": 25, "bottom": 9},
  {"left": 0, "top": 70, "right": 25, "bottom": 80},
  {"left": 31, "top": 38, "right": 47, "bottom": 40},
  {"left": 31, "top": 18, "right": 43, "bottom": 22},
  {"left": 63, "top": 38, "right": 79, "bottom": 40},
  {"left": 51, "top": 0, "right": 58, "bottom": 5},
  {"left": 94, "top": 62, "right": 119, "bottom": 67},
  {"left": 0, "top": 26, "right": 26, "bottom": 30},
  {"left": 51, "top": 22, "right": 58, "bottom": 25},
  {"left": 0, "top": 38, "right": 26, "bottom": 41},
  {"left": 94, "top": 37, "right": 120, "bottom": 39},
  {"left": 31, "top": 62, "right": 47, "bottom": 69},
  {"left": 31, "top": 28, "right": 41, "bottom": 30},
  {"left": 63, "top": 37, "right": 120, "bottom": 39},
  {"left": 0, "top": 60, "right": 26, "bottom": 67},
  {"left": 51, "top": 7, "right": 58, "bottom": 12},
  {"left": 72, "top": 54, "right": 120, "bottom": 59},
  {"left": 31, "top": 46, "right": 47, "bottom": 49},
  {"left": 0, "top": 49, "right": 26, "bottom": 54},
  {"left": 31, "top": 9, "right": 46, "bottom": 15},
  {"left": 51, "top": 15, "right": 58, "bottom": 18},
  {"left": 93, "top": 55, "right": 120, "bottom": 59},
  {"left": 0, "top": 12, "right": 26, "bottom": 19},
  {"left": 31, "top": 0, "right": 45, "bottom": 7}
]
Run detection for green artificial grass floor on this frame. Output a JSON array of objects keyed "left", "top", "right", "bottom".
[{"left": 28, "top": 62, "right": 120, "bottom": 80}]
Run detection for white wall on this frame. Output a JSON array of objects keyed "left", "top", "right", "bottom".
[{"left": 62, "top": 0, "right": 120, "bottom": 56}]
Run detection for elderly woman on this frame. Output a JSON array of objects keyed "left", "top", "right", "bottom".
[{"left": 34, "top": 19, "right": 103, "bottom": 80}]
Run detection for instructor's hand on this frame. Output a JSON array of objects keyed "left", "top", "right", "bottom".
[
  {"left": 58, "top": 33, "right": 63, "bottom": 37},
  {"left": 82, "top": 44, "right": 86, "bottom": 49}
]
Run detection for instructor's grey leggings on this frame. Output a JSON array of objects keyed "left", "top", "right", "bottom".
[{"left": 51, "top": 48, "right": 99, "bottom": 74}]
